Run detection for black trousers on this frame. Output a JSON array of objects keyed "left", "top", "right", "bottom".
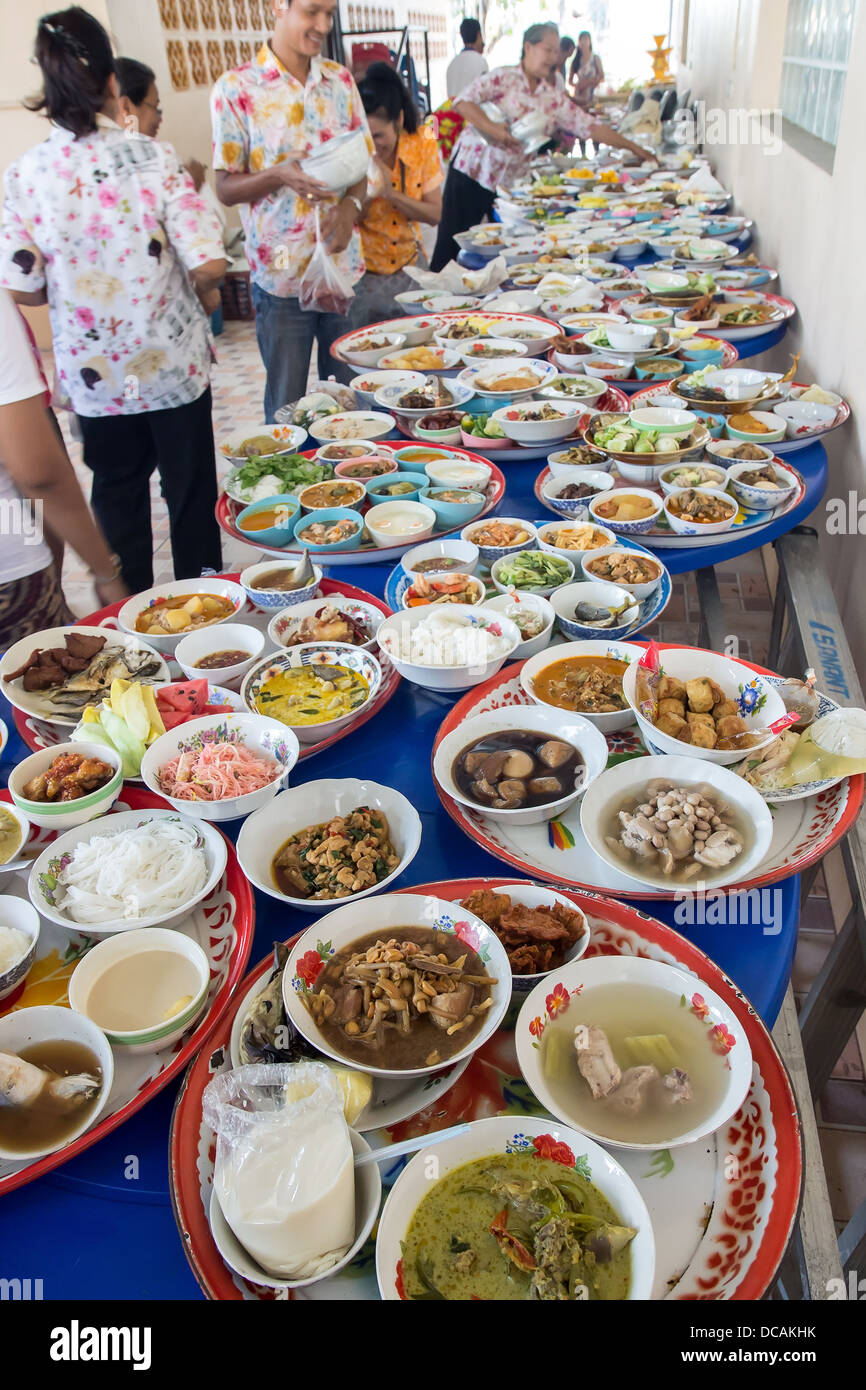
[
  {"left": 78, "top": 387, "right": 222, "bottom": 594},
  {"left": 430, "top": 165, "right": 497, "bottom": 271}
]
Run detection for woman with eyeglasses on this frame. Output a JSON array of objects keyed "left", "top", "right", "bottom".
[
  {"left": 116, "top": 57, "right": 206, "bottom": 191},
  {"left": 431, "top": 21, "right": 655, "bottom": 271}
]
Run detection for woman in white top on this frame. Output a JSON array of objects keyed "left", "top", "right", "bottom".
[
  {"left": 0, "top": 7, "right": 227, "bottom": 595},
  {"left": 0, "top": 291, "right": 127, "bottom": 649}
]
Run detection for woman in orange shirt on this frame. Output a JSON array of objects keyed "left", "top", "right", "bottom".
[{"left": 348, "top": 64, "right": 444, "bottom": 327}]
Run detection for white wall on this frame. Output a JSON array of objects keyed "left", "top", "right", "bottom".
[{"left": 674, "top": 0, "right": 866, "bottom": 682}]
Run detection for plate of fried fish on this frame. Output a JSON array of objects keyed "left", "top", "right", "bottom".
[{"left": 0, "top": 628, "right": 169, "bottom": 728}]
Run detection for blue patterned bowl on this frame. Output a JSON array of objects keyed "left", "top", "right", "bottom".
[{"left": 241, "top": 642, "right": 382, "bottom": 745}]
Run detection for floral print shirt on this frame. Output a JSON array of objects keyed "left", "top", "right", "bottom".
[
  {"left": 360, "top": 127, "right": 443, "bottom": 276},
  {"left": 211, "top": 44, "right": 372, "bottom": 297},
  {"left": 453, "top": 65, "right": 592, "bottom": 193},
  {"left": 0, "top": 118, "right": 223, "bottom": 417}
]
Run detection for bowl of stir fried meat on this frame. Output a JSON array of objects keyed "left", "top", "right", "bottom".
[
  {"left": 281, "top": 892, "right": 512, "bottom": 1077},
  {"left": 9, "top": 742, "right": 123, "bottom": 829},
  {"left": 268, "top": 598, "right": 385, "bottom": 653},
  {"left": 460, "top": 884, "right": 589, "bottom": 989},
  {"left": 725, "top": 461, "right": 799, "bottom": 510},
  {"left": 235, "top": 778, "right": 422, "bottom": 912},
  {"left": 521, "top": 640, "right": 647, "bottom": 733},
  {"left": 663, "top": 487, "right": 738, "bottom": 535},
  {"left": 581, "top": 546, "right": 664, "bottom": 599}
]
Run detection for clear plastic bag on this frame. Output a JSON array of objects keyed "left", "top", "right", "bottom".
[
  {"left": 297, "top": 206, "right": 355, "bottom": 316},
  {"left": 202, "top": 1062, "right": 354, "bottom": 1279}
]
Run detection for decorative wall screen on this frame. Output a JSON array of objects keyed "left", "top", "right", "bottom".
[
  {"left": 343, "top": 6, "right": 449, "bottom": 63},
  {"left": 781, "top": 0, "right": 857, "bottom": 148},
  {"left": 158, "top": 0, "right": 270, "bottom": 89}
]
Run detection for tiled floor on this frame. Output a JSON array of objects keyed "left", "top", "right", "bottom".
[{"left": 48, "top": 317, "right": 866, "bottom": 1227}]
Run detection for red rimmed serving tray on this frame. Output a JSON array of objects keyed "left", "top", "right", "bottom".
[
  {"left": 629, "top": 380, "right": 851, "bottom": 454},
  {"left": 431, "top": 647, "right": 865, "bottom": 900},
  {"left": 12, "top": 577, "right": 401, "bottom": 765},
  {"left": 329, "top": 310, "right": 564, "bottom": 366},
  {"left": 168, "top": 877, "right": 802, "bottom": 1301},
  {"left": 547, "top": 334, "right": 739, "bottom": 390},
  {"left": 0, "top": 785, "right": 255, "bottom": 1196},
  {"left": 216, "top": 445, "right": 506, "bottom": 564}
]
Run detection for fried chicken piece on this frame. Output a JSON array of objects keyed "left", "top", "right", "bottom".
[
  {"left": 461, "top": 889, "right": 510, "bottom": 928},
  {"left": 498, "top": 903, "right": 572, "bottom": 943}
]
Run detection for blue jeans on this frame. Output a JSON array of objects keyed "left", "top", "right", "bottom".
[{"left": 250, "top": 282, "right": 355, "bottom": 423}]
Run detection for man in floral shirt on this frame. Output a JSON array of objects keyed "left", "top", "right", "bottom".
[{"left": 212, "top": 0, "right": 373, "bottom": 420}]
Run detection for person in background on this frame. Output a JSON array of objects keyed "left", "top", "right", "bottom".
[
  {"left": 446, "top": 18, "right": 488, "bottom": 99},
  {"left": 346, "top": 64, "right": 442, "bottom": 327},
  {"left": 570, "top": 30, "right": 604, "bottom": 107},
  {"left": 115, "top": 57, "right": 206, "bottom": 191},
  {"left": 211, "top": 0, "right": 372, "bottom": 422},
  {"left": 432, "top": 22, "right": 654, "bottom": 271},
  {"left": 555, "top": 35, "right": 575, "bottom": 86},
  {"left": 0, "top": 7, "right": 226, "bottom": 597},
  {"left": 0, "top": 291, "right": 127, "bottom": 648}
]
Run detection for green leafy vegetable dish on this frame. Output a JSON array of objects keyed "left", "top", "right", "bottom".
[
  {"left": 461, "top": 413, "right": 506, "bottom": 439},
  {"left": 226, "top": 453, "right": 334, "bottom": 504},
  {"left": 400, "top": 1152, "right": 636, "bottom": 1301},
  {"left": 494, "top": 550, "right": 573, "bottom": 591}
]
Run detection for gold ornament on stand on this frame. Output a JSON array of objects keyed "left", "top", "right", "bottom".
[{"left": 647, "top": 33, "right": 672, "bottom": 82}]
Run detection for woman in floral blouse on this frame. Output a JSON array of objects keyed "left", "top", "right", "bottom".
[
  {"left": 431, "top": 22, "right": 654, "bottom": 271},
  {"left": 0, "top": 7, "right": 226, "bottom": 595}
]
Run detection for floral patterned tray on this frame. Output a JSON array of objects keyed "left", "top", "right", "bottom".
[{"left": 168, "top": 878, "right": 802, "bottom": 1300}]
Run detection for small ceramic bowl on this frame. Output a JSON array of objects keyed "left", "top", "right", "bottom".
[
  {"left": 333, "top": 454, "right": 399, "bottom": 483},
  {"left": 236, "top": 495, "right": 300, "bottom": 548},
  {"left": 490, "top": 550, "right": 575, "bottom": 597},
  {"left": 0, "top": 1005, "right": 114, "bottom": 1161},
  {"left": 580, "top": 354, "right": 631, "bottom": 380},
  {"left": 241, "top": 644, "right": 381, "bottom": 746},
  {"left": 540, "top": 470, "right": 615, "bottom": 518},
  {"left": 349, "top": 370, "right": 425, "bottom": 407},
  {"left": 68, "top": 928, "right": 210, "bottom": 1053},
  {"left": 418, "top": 485, "right": 486, "bottom": 529},
  {"left": 521, "top": 638, "right": 646, "bottom": 734},
  {"left": 458, "top": 338, "right": 529, "bottom": 369},
  {"left": 267, "top": 595, "right": 384, "bottom": 654},
  {"left": 658, "top": 462, "right": 729, "bottom": 495},
  {"left": 400, "top": 537, "right": 480, "bottom": 577},
  {"left": 0, "top": 896, "right": 39, "bottom": 1003},
  {"left": 548, "top": 446, "right": 612, "bottom": 476},
  {"left": 364, "top": 500, "right": 437, "bottom": 548},
  {"left": 293, "top": 507, "right": 366, "bottom": 552},
  {"left": 724, "top": 412, "right": 787, "bottom": 445},
  {"left": 536, "top": 520, "right": 617, "bottom": 556},
  {"left": 9, "top": 742, "right": 123, "bottom": 831},
  {"left": 461, "top": 517, "right": 538, "bottom": 566},
  {"left": 118, "top": 578, "right": 247, "bottom": 655},
  {"left": 413, "top": 419, "right": 464, "bottom": 445},
  {"left": 479, "top": 591, "right": 555, "bottom": 660},
  {"left": 423, "top": 457, "right": 492, "bottom": 491},
  {"left": 705, "top": 439, "right": 775, "bottom": 468},
  {"left": 491, "top": 401, "right": 584, "bottom": 447},
  {"left": 772, "top": 401, "right": 837, "bottom": 438},
  {"left": 629, "top": 406, "right": 697, "bottom": 437},
  {"left": 726, "top": 460, "right": 799, "bottom": 510},
  {"left": 297, "top": 479, "right": 367, "bottom": 512},
  {"left": 663, "top": 486, "right": 738, "bottom": 536},
  {"left": 400, "top": 571, "right": 485, "bottom": 610},
  {"left": 628, "top": 305, "right": 675, "bottom": 326},
  {"left": 340, "top": 331, "right": 406, "bottom": 367},
  {"left": 550, "top": 580, "right": 641, "bottom": 641},
  {"left": 175, "top": 622, "right": 267, "bottom": 690},
  {"left": 141, "top": 712, "right": 298, "bottom": 818},
  {"left": 239, "top": 560, "right": 322, "bottom": 611},
  {"left": 376, "top": 605, "right": 521, "bottom": 692},
  {"left": 580, "top": 545, "right": 664, "bottom": 599},
  {"left": 307, "top": 411, "right": 395, "bottom": 445},
  {"left": 314, "top": 439, "right": 376, "bottom": 464},
  {"left": 588, "top": 488, "right": 664, "bottom": 536},
  {"left": 365, "top": 473, "right": 426, "bottom": 505}
]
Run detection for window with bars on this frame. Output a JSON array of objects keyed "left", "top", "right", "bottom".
[{"left": 781, "top": 0, "right": 857, "bottom": 149}]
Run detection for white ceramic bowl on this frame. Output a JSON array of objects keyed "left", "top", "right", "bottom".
[
  {"left": 374, "top": 377, "right": 475, "bottom": 421},
  {"left": 521, "top": 639, "right": 645, "bottom": 734},
  {"left": 389, "top": 315, "right": 439, "bottom": 346},
  {"left": 314, "top": 439, "right": 381, "bottom": 466},
  {"left": 468, "top": 881, "right": 590, "bottom": 994},
  {"left": 0, "top": 896, "right": 39, "bottom": 1003},
  {"left": 479, "top": 591, "right": 555, "bottom": 660},
  {"left": 457, "top": 337, "right": 529, "bottom": 369},
  {"left": 458, "top": 359, "right": 556, "bottom": 402},
  {"left": 622, "top": 647, "right": 786, "bottom": 765},
  {"left": 580, "top": 354, "right": 631, "bottom": 381},
  {"left": 400, "top": 537, "right": 480, "bottom": 577},
  {"left": 491, "top": 400, "right": 584, "bottom": 446},
  {"left": 118, "top": 577, "right": 247, "bottom": 655},
  {"left": 537, "top": 520, "right": 617, "bottom": 556},
  {"left": 0, "top": 1005, "right": 114, "bottom": 1160},
  {"left": 239, "top": 560, "right": 322, "bottom": 611},
  {"left": 433, "top": 703, "right": 608, "bottom": 827},
  {"left": 209, "top": 1126, "right": 381, "bottom": 1291},
  {"left": 515, "top": 955, "right": 754, "bottom": 1150},
  {"left": 141, "top": 712, "right": 298, "bottom": 819},
  {"left": 236, "top": 778, "right": 422, "bottom": 912},
  {"left": 375, "top": 1115, "right": 655, "bottom": 1298},
  {"left": 540, "top": 470, "right": 615, "bottom": 518},
  {"left": 772, "top": 400, "right": 837, "bottom": 438},
  {"left": 702, "top": 367, "right": 768, "bottom": 401},
  {"left": 580, "top": 753, "right": 774, "bottom": 891},
  {"left": 0, "top": 802, "right": 32, "bottom": 876},
  {"left": 423, "top": 458, "right": 492, "bottom": 490},
  {"left": 663, "top": 486, "right": 738, "bottom": 535},
  {"left": 9, "top": 741, "right": 123, "bottom": 831},
  {"left": 308, "top": 411, "right": 395, "bottom": 445},
  {"left": 461, "top": 517, "right": 538, "bottom": 565},
  {"left": 175, "top": 622, "right": 266, "bottom": 690},
  {"left": 67, "top": 927, "right": 210, "bottom": 1053},
  {"left": 630, "top": 305, "right": 675, "bottom": 326},
  {"left": 376, "top": 605, "right": 521, "bottom": 692},
  {"left": 364, "top": 499, "right": 437, "bottom": 548},
  {"left": 550, "top": 581, "right": 640, "bottom": 641},
  {"left": 580, "top": 545, "right": 664, "bottom": 600},
  {"left": 300, "top": 127, "right": 369, "bottom": 191},
  {"left": 27, "top": 807, "right": 227, "bottom": 934},
  {"left": 725, "top": 460, "right": 798, "bottom": 510},
  {"left": 704, "top": 439, "right": 774, "bottom": 468},
  {"left": 218, "top": 421, "right": 308, "bottom": 463},
  {"left": 268, "top": 594, "right": 384, "bottom": 653},
  {"left": 674, "top": 309, "right": 720, "bottom": 331},
  {"left": 482, "top": 290, "right": 542, "bottom": 313},
  {"left": 281, "top": 892, "right": 512, "bottom": 1079},
  {"left": 339, "top": 331, "right": 406, "bottom": 368},
  {"left": 658, "top": 461, "right": 728, "bottom": 495},
  {"left": 724, "top": 412, "right": 786, "bottom": 445},
  {"left": 588, "top": 488, "right": 664, "bottom": 536},
  {"left": 607, "top": 322, "right": 657, "bottom": 352},
  {"left": 399, "top": 571, "right": 485, "bottom": 610},
  {"left": 490, "top": 551, "right": 575, "bottom": 598},
  {"left": 242, "top": 644, "right": 381, "bottom": 746},
  {"left": 548, "top": 447, "right": 612, "bottom": 476},
  {"left": 629, "top": 406, "right": 696, "bottom": 437},
  {"left": 349, "top": 370, "right": 424, "bottom": 407}
]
